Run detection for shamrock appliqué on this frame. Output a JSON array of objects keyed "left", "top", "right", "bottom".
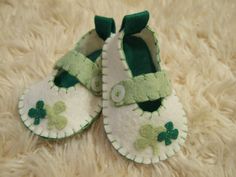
[
  {"left": 157, "top": 121, "right": 179, "bottom": 145},
  {"left": 45, "top": 101, "right": 67, "bottom": 130},
  {"left": 28, "top": 100, "right": 46, "bottom": 125},
  {"left": 134, "top": 124, "right": 165, "bottom": 155}
]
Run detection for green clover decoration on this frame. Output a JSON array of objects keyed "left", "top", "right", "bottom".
[{"left": 28, "top": 100, "right": 46, "bottom": 125}]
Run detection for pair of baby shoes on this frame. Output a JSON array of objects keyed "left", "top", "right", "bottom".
[{"left": 18, "top": 11, "right": 187, "bottom": 164}]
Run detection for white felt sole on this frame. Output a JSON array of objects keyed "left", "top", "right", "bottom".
[
  {"left": 18, "top": 70, "right": 102, "bottom": 139},
  {"left": 102, "top": 33, "right": 188, "bottom": 164}
]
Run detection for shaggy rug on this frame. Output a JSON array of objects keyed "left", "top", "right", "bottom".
[{"left": 0, "top": 0, "right": 236, "bottom": 177}]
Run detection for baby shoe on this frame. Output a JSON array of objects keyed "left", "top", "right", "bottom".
[
  {"left": 102, "top": 11, "right": 187, "bottom": 164},
  {"left": 18, "top": 16, "right": 115, "bottom": 139}
]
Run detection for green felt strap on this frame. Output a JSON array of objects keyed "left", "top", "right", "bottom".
[
  {"left": 95, "top": 16, "right": 116, "bottom": 40},
  {"left": 55, "top": 49, "right": 101, "bottom": 95},
  {"left": 111, "top": 71, "right": 172, "bottom": 106},
  {"left": 120, "top": 11, "right": 149, "bottom": 35}
]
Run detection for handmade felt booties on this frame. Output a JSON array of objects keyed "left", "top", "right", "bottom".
[
  {"left": 102, "top": 11, "right": 188, "bottom": 164},
  {"left": 18, "top": 16, "right": 115, "bottom": 139}
]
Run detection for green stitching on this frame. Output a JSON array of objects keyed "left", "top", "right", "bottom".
[
  {"left": 28, "top": 100, "right": 46, "bottom": 125},
  {"left": 45, "top": 101, "right": 68, "bottom": 130},
  {"left": 19, "top": 32, "right": 103, "bottom": 140},
  {"left": 115, "top": 27, "right": 171, "bottom": 113},
  {"left": 134, "top": 124, "right": 165, "bottom": 155},
  {"left": 115, "top": 90, "right": 120, "bottom": 97},
  {"left": 111, "top": 71, "right": 172, "bottom": 106},
  {"left": 157, "top": 121, "right": 179, "bottom": 146},
  {"left": 101, "top": 21, "right": 187, "bottom": 163},
  {"left": 55, "top": 50, "right": 102, "bottom": 95}
]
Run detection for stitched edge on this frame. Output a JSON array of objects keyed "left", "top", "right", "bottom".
[
  {"left": 102, "top": 28, "right": 188, "bottom": 164},
  {"left": 117, "top": 27, "right": 167, "bottom": 119},
  {"left": 77, "top": 29, "right": 94, "bottom": 46},
  {"left": 18, "top": 30, "right": 102, "bottom": 140},
  {"left": 54, "top": 30, "right": 103, "bottom": 96},
  {"left": 48, "top": 70, "right": 77, "bottom": 93},
  {"left": 111, "top": 71, "right": 172, "bottom": 106},
  {"left": 18, "top": 85, "right": 102, "bottom": 140}
]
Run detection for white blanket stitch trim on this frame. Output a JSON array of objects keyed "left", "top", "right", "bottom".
[{"left": 18, "top": 73, "right": 102, "bottom": 139}]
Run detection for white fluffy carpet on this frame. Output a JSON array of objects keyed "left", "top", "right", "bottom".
[{"left": 0, "top": 0, "right": 236, "bottom": 177}]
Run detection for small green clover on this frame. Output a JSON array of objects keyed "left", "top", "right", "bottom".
[
  {"left": 28, "top": 100, "right": 46, "bottom": 125},
  {"left": 157, "top": 121, "right": 179, "bottom": 146},
  {"left": 45, "top": 101, "right": 67, "bottom": 130},
  {"left": 134, "top": 124, "right": 165, "bottom": 155}
]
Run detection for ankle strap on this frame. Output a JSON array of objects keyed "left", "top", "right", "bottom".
[
  {"left": 55, "top": 49, "right": 102, "bottom": 95},
  {"left": 110, "top": 70, "right": 172, "bottom": 106}
]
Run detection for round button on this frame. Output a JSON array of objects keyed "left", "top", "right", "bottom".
[
  {"left": 91, "top": 76, "right": 102, "bottom": 93},
  {"left": 111, "top": 84, "right": 125, "bottom": 103}
]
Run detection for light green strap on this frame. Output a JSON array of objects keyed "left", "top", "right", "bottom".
[
  {"left": 55, "top": 49, "right": 101, "bottom": 95},
  {"left": 110, "top": 71, "right": 172, "bottom": 106}
]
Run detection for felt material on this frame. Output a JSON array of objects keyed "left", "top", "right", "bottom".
[
  {"left": 111, "top": 71, "right": 172, "bottom": 106},
  {"left": 18, "top": 29, "right": 103, "bottom": 139},
  {"left": 87, "top": 49, "right": 102, "bottom": 62},
  {"left": 123, "top": 35, "right": 164, "bottom": 111},
  {"left": 45, "top": 101, "right": 68, "bottom": 130},
  {"left": 55, "top": 49, "right": 102, "bottom": 95},
  {"left": 75, "top": 30, "right": 104, "bottom": 57},
  {"left": 134, "top": 124, "right": 165, "bottom": 155},
  {"left": 19, "top": 71, "right": 102, "bottom": 139},
  {"left": 102, "top": 27, "right": 188, "bottom": 164},
  {"left": 54, "top": 49, "right": 101, "bottom": 88},
  {"left": 95, "top": 16, "right": 116, "bottom": 40},
  {"left": 157, "top": 121, "right": 179, "bottom": 146},
  {"left": 123, "top": 36, "right": 156, "bottom": 76},
  {"left": 1, "top": 0, "right": 236, "bottom": 176},
  {"left": 120, "top": 11, "right": 149, "bottom": 35},
  {"left": 28, "top": 100, "right": 46, "bottom": 125},
  {"left": 54, "top": 70, "right": 79, "bottom": 88}
]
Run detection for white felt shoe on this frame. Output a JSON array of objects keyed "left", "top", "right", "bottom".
[
  {"left": 102, "top": 11, "right": 188, "bottom": 164},
  {"left": 18, "top": 16, "right": 116, "bottom": 139},
  {"left": 19, "top": 30, "right": 103, "bottom": 139}
]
